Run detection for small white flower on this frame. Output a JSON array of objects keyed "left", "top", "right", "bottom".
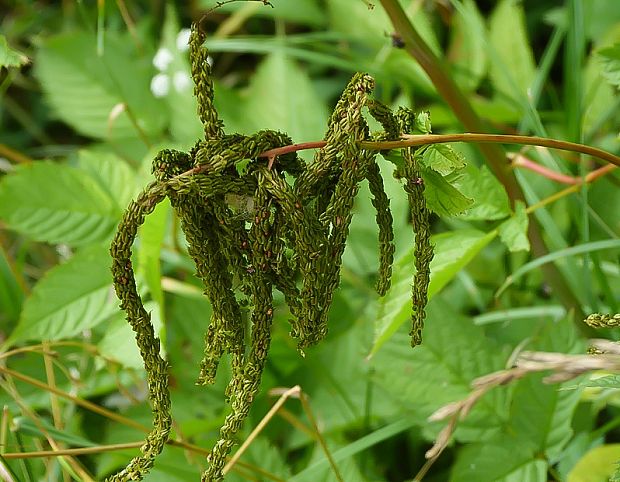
[
  {"left": 207, "top": 55, "right": 214, "bottom": 67},
  {"left": 151, "top": 73, "right": 170, "bottom": 97},
  {"left": 153, "top": 47, "right": 174, "bottom": 71},
  {"left": 173, "top": 71, "right": 192, "bottom": 93},
  {"left": 176, "top": 28, "right": 191, "bottom": 52}
]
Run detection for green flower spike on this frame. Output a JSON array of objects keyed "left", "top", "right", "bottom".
[{"left": 109, "top": 19, "right": 434, "bottom": 482}]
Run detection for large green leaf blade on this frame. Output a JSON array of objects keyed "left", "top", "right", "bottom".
[
  {"left": 509, "top": 373, "right": 581, "bottom": 462},
  {"left": 76, "top": 150, "right": 138, "bottom": 211},
  {"left": 34, "top": 32, "right": 164, "bottom": 139},
  {"left": 0, "top": 161, "right": 120, "bottom": 246},
  {"left": 372, "top": 301, "right": 509, "bottom": 440},
  {"left": 510, "top": 318, "right": 583, "bottom": 461},
  {"left": 6, "top": 244, "right": 117, "bottom": 345},
  {"left": 245, "top": 51, "right": 329, "bottom": 144},
  {"left": 448, "top": 0, "right": 488, "bottom": 92},
  {"left": 452, "top": 439, "right": 547, "bottom": 482},
  {"left": 370, "top": 229, "right": 496, "bottom": 356},
  {"left": 383, "top": 150, "right": 473, "bottom": 217},
  {"left": 0, "top": 249, "right": 24, "bottom": 328},
  {"left": 97, "top": 313, "right": 143, "bottom": 369},
  {"left": 227, "top": 437, "right": 292, "bottom": 482},
  {"left": 138, "top": 199, "right": 170, "bottom": 311},
  {"left": 488, "top": 0, "right": 537, "bottom": 101},
  {"left": 568, "top": 444, "right": 620, "bottom": 482}
]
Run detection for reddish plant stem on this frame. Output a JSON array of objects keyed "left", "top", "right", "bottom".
[
  {"left": 585, "top": 164, "right": 617, "bottom": 183},
  {"left": 512, "top": 156, "right": 579, "bottom": 185},
  {"left": 260, "top": 141, "right": 326, "bottom": 159},
  {"left": 257, "top": 134, "right": 620, "bottom": 168},
  {"left": 513, "top": 156, "right": 618, "bottom": 185}
]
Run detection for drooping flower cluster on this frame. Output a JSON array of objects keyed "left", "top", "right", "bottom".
[{"left": 110, "top": 21, "right": 434, "bottom": 482}]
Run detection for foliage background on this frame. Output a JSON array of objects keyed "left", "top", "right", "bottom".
[{"left": 0, "top": 0, "right": 619, "bottom": 481}]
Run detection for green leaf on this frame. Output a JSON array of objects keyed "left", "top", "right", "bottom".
[
  {"left": 227, "top": 437, "right": 292, "bottom": 482},
  {"left": 371, "top": 229, "right": 497, "bottom": 356},
  {"left": 245, "top": 51, "right": 329, "bottom": 145},
  {"left": 13, "top": 417, "right": 96, "bottom": 448},
  {"left": 138, "top": 199, "right": 170, "bottom": 310},
  {"left": 544, "top": 2, "right": 620, "bottom": 43},
  {"left": 34, "top": 31, "right": 164, "bottom": 139},
  {"left": 5, "top": 244, "right": 117, "bottom": 345},
  {"left": 509, "top": 374, "right": 581, "bottom": 461},
  {"left": 473, "top": 305, "right": 566, "bottom": 326},
  {"left": 582, "top": 31, "right": 619, "bottom": 136},
  {"left": 497, "top": 239, "right": 620, "bottom": 296},
  {"left": 420, "top": 166, "right": 473, "bottom": 216},
  {"left": 372, "top": 301, "right": 508, "bottom": 440},
  {"left": 0, "top": 248, "right": 24, "bottom": 327},
  {"left": 566, "top": 374, "right": 620, "bottom": 389},
  {"left": 488, "top": 0, "right": 537, "bottom": 101},
  {"left": 599, "top": 43, "right": 620, "bottom": 89},
  {"left": 98, "top": 313, "right": 143, "bottom": 369},
  {"left": 0, "top": 35, "right": 29, "bottom": 68},
  {"left": 209, "top": 0, "right": 326, "bottom": 27},
  {"left": 383, "top": 149, "right": 472, "bottom": 217},
  {"left": 98, "top": 301, "right": 163, "bottom": 370},
  {"left": 498, "top": 200, "right": 530, "bottom": 252},
  {"left": 289, "top": 418, "right": 417, "bottom": 482},
  {"left": 421, "top": 144, "right": 466, "bottom": 176},
  {"left": 0, "top": 161, "right": 120, "bottom": 246},
  {"left": 447, "top": 0, "right": 487, "bottom": 92},
  {"left": 452, "top": 164, "right": 511, "bottom": 221},
  {"left": 327, "top": 0, "right": 396, "bottom": 47},
  {"left": 568, "top": 444, "right": 620, "bottom": 482},
  {"left": 415, "top": 111, "right": 432, "bottom": 134},
  {"left": 328, "top": 0, "right": 440, "bottom": 54},
  {"left": 452, "top": 438, "right": 547, "bottom": 482},
  {"left": 76, "top": 149, "right": 138, "bottom": 211},
  {"left": 165, "top": 294, "right": 215, "bottom": 389},
  {"left": 508, "top": 318, "right": 582, "bottom": 460}
]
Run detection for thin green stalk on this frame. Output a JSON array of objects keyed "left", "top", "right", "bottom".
[
  {"left": 518, "top": 25, "right": 566, "bottom": 133},
  {"left": 299, "top": 393, "right": 344, "bottom": 482},
  {"left": 567, "top": 0, "right": 596, "bottom": 311}
]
